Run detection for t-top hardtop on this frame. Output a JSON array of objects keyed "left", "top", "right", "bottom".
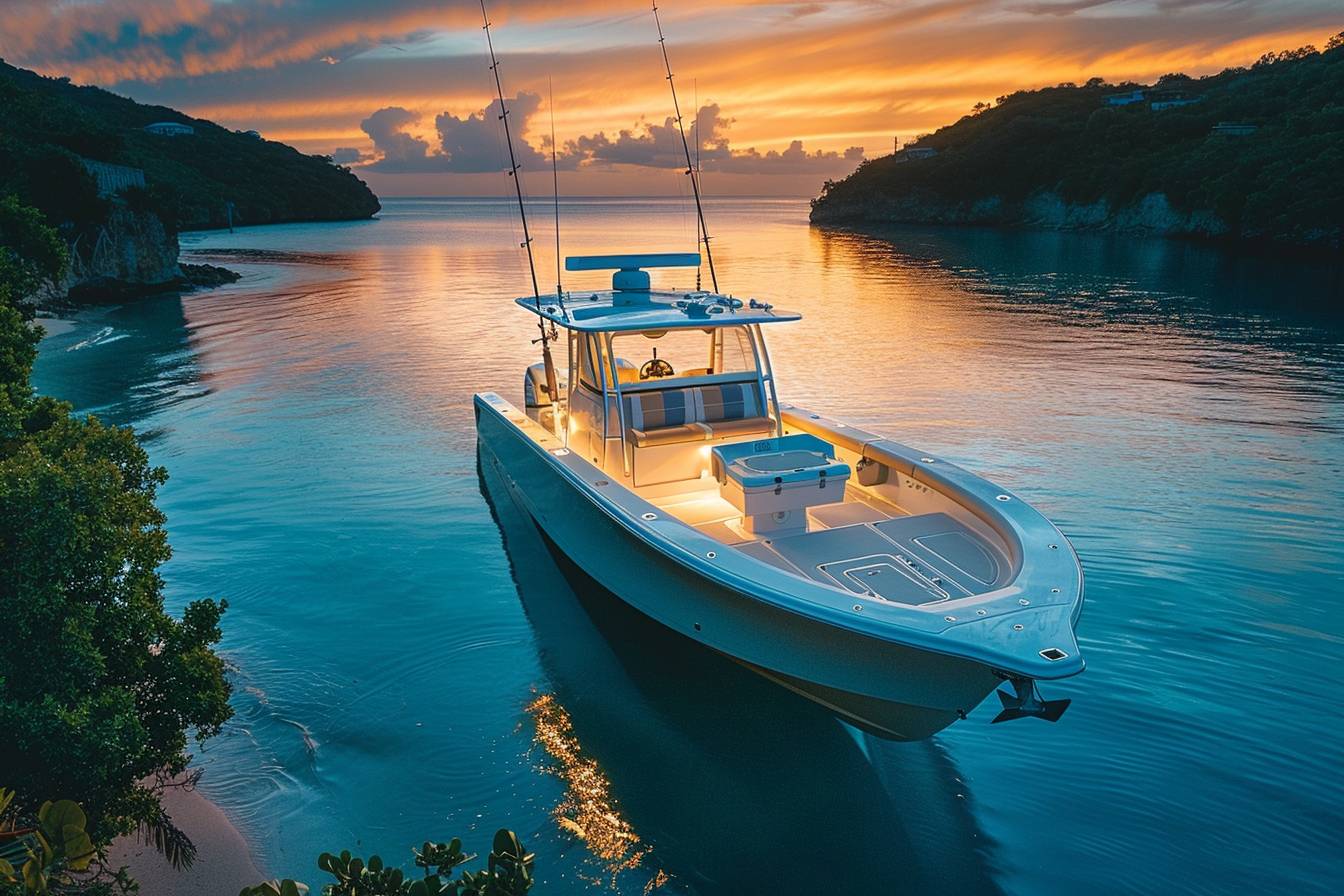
[{"left": 513, "top": 253, "right": 802, "bottom": 332}]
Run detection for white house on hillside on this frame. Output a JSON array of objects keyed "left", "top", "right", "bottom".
[
  {"left": 895, "top": 147, "right": 938, "bottom": 162},
  {"left": 1105, "top": 90, "right": 1145, "bottom": 106},
  {"left": 1150, "top": 95, "right": 1200, "bottom": 111},
  {"left": 144, "top": 121, "right": 194, "bottom": 137}
]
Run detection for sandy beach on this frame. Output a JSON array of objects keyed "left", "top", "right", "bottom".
[
  {"left": 108, "top": 785, "right": 267, "bottom": 895},
  {"left": 32, "top": 314, "right": 79, "bottom": 339}
]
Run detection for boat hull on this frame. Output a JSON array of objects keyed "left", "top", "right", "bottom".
[{"left": 476, "top": 402, "right": 1005, "bottom": 740}]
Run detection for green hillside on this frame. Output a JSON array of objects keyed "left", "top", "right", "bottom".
[
  {"left": 0, "top": 59, "right": 380, "bottom": 234},
  {"left": 810, "top": 34, "right": 1344, "bottom": 251}
]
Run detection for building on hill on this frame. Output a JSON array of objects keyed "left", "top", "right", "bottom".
[
  {"left": 79, "top": 159, "right": 146, "bottom": 196},
  {"left": 144, "top": 121, "right": 194, "bottom": 137},
  {"left": 1210, "top": 122, "right": 1258, "bottom": 137},
  {"left": 894, "top": 147, "right": 938, "bottom": 163},
  {"left": 1150, "top": 93, "right": 1200, "bottom": 111},
  {"left": 1105, "top": 89, "right": 1145, "bottom": 106}
]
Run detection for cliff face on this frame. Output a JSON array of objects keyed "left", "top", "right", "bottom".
[
  {"left": 26, "top": 203, "right": 191, "bottom": 306},
  {"left": 810, "top": 190, "right": 1233, "bottom": 240},
  {"left": 67, "top": 204, "right": 180, "bottom": 288}
]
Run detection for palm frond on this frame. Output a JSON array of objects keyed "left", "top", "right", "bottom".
[{"left": 138, "top": 812, "right": 197, "bottom": 871}]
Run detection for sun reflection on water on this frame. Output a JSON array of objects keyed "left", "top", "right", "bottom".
[{"left": 525, "top": 693, "right": 668, "bottom": 892}]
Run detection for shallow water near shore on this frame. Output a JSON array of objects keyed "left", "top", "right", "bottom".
[{"left": 33, "top": 198, "right": 1344, "bottom": 895}]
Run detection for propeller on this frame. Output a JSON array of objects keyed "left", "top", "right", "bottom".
[{"left": 991, "top": 677, "right": 1071, "bottom": 724}]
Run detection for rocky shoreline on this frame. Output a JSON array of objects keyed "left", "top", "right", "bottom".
[
  {"left": 809, "top": 187, "right": 1344, "bottom": 255},
  {"left": 809, "top": 190, "right": 1240, "bottom": 242},
  {"left": 32, "top": 201, "right": 242, "bottom": 308}
]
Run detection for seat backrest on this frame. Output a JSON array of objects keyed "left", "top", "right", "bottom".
[
  {"left": 698, "top": 382, "right": 764, "bottom": 423},
  {"left": 622, "top": 386, "right": 698, "bottom": 431},
  {"left": 622, "top": 381, "right": 765, "bottom": 432}
]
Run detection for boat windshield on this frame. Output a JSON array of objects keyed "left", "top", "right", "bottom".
[{"left": 610, "top": 325, "right": 758, "bottom": 384}]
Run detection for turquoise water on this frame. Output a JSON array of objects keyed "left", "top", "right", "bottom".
[{"left": 32, "top": 199, "right": 1344, "bottom": 895}]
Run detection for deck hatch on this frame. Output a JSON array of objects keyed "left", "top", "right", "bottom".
[
  {"left": 914, "top": 531, "right": 1000, "bottom": 585},
  {"left": 830, "top": 557, "right": 950, "bottom": 605},
  {"left": 750, "top": 516, "right": 1001, "bottom": 599},
  {"left": 872, "top": 514, "right": 1008, "bottom": 590}
]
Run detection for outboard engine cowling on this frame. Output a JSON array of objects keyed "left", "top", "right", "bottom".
[{"left": 524, "top": 362, "right": 556, "bottom": 409}]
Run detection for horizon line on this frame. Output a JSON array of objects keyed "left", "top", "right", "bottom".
[{"left": 374, "top": 194, "right": 815, "bottom": 200}]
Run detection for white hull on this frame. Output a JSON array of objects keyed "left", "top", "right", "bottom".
[{"left": 477, "top": 400, "right": 1005, "bottom": 740}]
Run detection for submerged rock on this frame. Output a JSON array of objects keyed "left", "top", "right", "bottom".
[{"left": 180, "top": 262, "right": 242, "bottom": 288}]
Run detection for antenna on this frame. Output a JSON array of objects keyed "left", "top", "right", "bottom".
[
  {"left": 652, "top": 2, "right": 718, "bottom": 294},
  {"left": 480, "top": 0, "right": 558, "bottom": 402}
]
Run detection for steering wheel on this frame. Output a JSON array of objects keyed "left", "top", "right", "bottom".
[{"left": 639, "top": 357, "right": 675, "bottom": 380}]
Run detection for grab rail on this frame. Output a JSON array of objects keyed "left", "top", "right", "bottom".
[
  {"left": 605, "top": 332, "right": 631, "bottom": 478},
  {"left": 751, "top": 324, "right": 785, "bottom": 438}
]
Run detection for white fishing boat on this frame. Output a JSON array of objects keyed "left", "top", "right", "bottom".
[
  {"left": 475, "top": 253, "right": 1084, "bottom": 740},
  {"left": 473, "top": 2, "right": 1082, "bottom": 740}
]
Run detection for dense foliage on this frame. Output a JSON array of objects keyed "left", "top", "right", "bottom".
[
  {"left": 0, "top": 196, "right": 232, "bottom": 867},
  {"left": 811, "top": 34, "right": 1344, "bottom": 249},
  {"left": 240, "top": 829, "right": 536, "bottom": 896},
  {"left": 0, "top": 59, "right": 380, "bottom": 233},
  {"left": 0, "top": 790, "right": 103, "bottom": 894}
]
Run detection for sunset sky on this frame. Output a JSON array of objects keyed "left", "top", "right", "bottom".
[{"left": 1, "top": 1, "right": 1339, "bottom": 196}]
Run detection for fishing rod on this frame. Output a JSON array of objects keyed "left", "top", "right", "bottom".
[
  {"left": 549, "top": 78, "right": 565, "bottom": 308},
  {"left": 693, "top": 77, "right": 701, "bottom": 292},
  {"left": 480, "top": 0, "right": 558, "bottom": 402},
  {"left": 652, "top": 1, "right": 718, "bottom": 294}
]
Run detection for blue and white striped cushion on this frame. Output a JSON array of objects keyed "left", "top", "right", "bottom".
[
  {"left": 699, "top": 383, "right": 761, "bottom": 421},
  {"left": 623, "top": 382, "right": 764, "bottom": 432}
]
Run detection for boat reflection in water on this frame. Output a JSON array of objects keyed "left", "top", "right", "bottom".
[{"left": 479, "top": 448, "right": 1001, "bottom": 895}]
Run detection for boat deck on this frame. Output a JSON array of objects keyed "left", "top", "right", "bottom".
[{"left": 649, "top": 485, "right": 1011, "bottom": 605}]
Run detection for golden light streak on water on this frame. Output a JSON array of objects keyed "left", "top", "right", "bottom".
[{"left": 525, "top": 693, "right": 666, "bottom": 891}]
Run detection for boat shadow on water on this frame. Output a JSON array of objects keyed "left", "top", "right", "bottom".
[{"left": 478, "top": 448, "right": 1002, "bottom": 895}]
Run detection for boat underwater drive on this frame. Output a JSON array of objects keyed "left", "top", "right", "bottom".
[{"left": 472, "top": 3, "right": 1083, "bottom": 741}]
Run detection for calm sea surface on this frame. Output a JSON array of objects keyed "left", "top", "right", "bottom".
[{"left": 33, "top": 198, "right": 1344, "bottom": 895}]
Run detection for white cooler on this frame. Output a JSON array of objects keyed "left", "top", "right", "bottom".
[{"left": 712, "top": 434, "right": 850, "bottom": 535}]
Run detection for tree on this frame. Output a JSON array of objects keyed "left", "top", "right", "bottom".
[
  {"left": 0, "top": 196, "right": 232, "bottom": 867},
  {"left": 0, "top": 195, "right": 61, "bottom": 439},
  {"left": 240, "top": 829, "right": 536, "bottom": 896},
  {"left": 0, "top": 790, "right": 98, "bottom": 894},
  {"left": 0, "top": 195, "right": 65, "bottom": 310}
]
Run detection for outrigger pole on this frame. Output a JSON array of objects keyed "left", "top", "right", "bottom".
[
  {"left": 652, "top": 2, "right": 718, "bottom": 294},
  {"left": 480, "top": 0, "right": 558, "bottom": 403}
]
